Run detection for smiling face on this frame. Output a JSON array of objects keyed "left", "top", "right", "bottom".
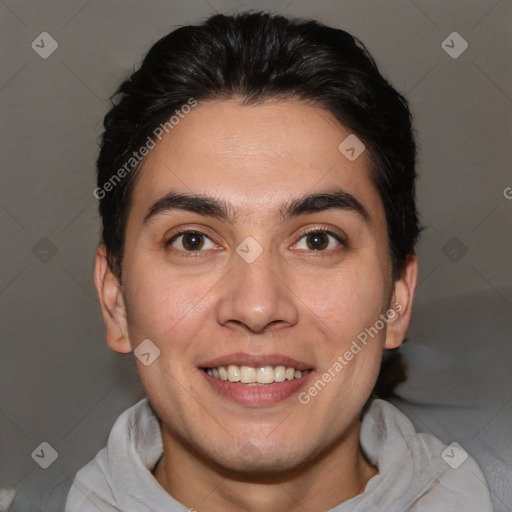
[{"left": 94, "top": 98, "right": 417, "bottom": 478}]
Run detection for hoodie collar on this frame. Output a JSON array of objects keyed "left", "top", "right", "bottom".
[{"left": 103, "top": 397, "right": 447, "bottom": 511}]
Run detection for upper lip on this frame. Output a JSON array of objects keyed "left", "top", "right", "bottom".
[{"left": 199, "top": 353, "right": 313, "bottom": 371}]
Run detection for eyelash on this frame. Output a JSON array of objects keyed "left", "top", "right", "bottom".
[{"left": 164, "top": 227, "right": 347, "bottom": 257}]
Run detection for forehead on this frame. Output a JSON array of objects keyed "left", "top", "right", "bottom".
[{"left": 129, "top": 99, "right": 383, "bottom": 226}]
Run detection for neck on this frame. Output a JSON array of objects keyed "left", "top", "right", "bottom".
[{"left": 152, "top": 417, "right": 378, "bottom": 512}]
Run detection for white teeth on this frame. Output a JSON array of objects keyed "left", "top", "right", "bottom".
[
  {"left": 227, "top": 365, "right": 240, "bottom": 382},
  {"left": 257, "top": 366, "right": 275, "bottom": 384},
  {"left": 205, "top": 365, "right": 309, "bottom": 384},
  {"left": 240, "top": 366, "right": 256, "bottom": 383},
  {"left": 274, "top": 366, "right": 286, "bottom": 382}
]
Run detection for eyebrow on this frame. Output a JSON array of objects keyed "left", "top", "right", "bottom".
[{"left": 142, "top": 187, "right": 371, "bottom": 227}]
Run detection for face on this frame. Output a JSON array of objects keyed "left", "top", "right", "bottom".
[{"left": 95, "top": 99, "right": 417, "bottom": 475}]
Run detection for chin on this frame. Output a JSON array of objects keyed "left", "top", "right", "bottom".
[
  {"left": 203, "top": 440, "right": 315, "bottom": 480},
  {"left": 216, "top": 455, "right": 307, "bottom": 481}
]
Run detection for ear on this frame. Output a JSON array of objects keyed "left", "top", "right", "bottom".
[
  {"left": 384, "top": 254, "right": 418, "bottom": 350},
  {"left": 93, "top": 244, "right": 132, "bottom": 354}
]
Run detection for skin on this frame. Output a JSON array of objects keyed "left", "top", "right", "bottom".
[{"left": 94, "top": 99, "right": 418, "bottom": 512}]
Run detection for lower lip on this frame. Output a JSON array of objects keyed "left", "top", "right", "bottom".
[{"left": 200, "top": 370, "right": 313, "bottom": 406}]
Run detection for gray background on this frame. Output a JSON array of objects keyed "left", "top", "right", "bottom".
[{"left": 0, "top": 0, "right": 510, "bottom": 511}]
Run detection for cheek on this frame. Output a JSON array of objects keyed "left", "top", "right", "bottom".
[
  {"left": 124, "top": 267, "right": 208, "bottom": 393},
  {"left": 302, "top": 259, "right": 387, "bottom": 344},
  {"left": 123, "top": 262, "right": 210, "bottom": 344}
]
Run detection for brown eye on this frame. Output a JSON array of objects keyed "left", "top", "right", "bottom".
[
  {"left": 182, "top": 233, "right": 205, "bottom": 250},
  {"left": 305, "top": 232, "right": 329, "bottom": 250},
  {"left": 166, "top": 231, "right": 216, "bottom": 252},
  {"left": 293, "top": 229, "right": 346, "bottom": 252}
]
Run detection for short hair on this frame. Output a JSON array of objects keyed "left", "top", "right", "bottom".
[{"left": 96, "top": 11, "right": 423, "bottom": 285}]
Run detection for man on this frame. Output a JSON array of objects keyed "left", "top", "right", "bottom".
[{"left": 66, "top": 11, "right": 492, "bottom": 511}]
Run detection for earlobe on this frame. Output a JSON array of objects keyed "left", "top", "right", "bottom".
[
  {"left": 384, "top": 254, "right": 418, "bottom": 350},
  {"left": 93, "top": 245, "right": 132, "bottom": 354}
]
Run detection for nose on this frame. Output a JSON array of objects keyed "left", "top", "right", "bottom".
[{"left": 215, "top": 247, "right": 299, "bottom": 333}]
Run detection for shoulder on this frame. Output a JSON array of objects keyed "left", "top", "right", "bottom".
[
  {"left": 411, "top": 432, "right": 494, "bottom": 512},
  {"left": 361, "top": 400, "right": 494, "bottom": 511},
  {"left": 64, "top": 446, "right": 119, "bottom": 512},
  {"left": 65, "top": 398, "right": 155, "bottom": 512}
]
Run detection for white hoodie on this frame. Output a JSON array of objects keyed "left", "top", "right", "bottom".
[{"left": 65, "top": 397, "right": 493, "bottom": 512}]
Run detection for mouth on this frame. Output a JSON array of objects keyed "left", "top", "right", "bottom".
[
  {"left": 198, "top": 354, "right": 315, "bottom": 406},
  {"left": 202, "top": 365, "right": 310, "bottom": 384}
]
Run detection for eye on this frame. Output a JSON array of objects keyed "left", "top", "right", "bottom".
[
  {"left": 293, "top": 228, "right": 346, "bottom": 252},
  {"left": 165, "top": 227, "right": 346, "bottom": 256},
  {"left": 166, "top": 230, "right": 217, "bottom": 253}
]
